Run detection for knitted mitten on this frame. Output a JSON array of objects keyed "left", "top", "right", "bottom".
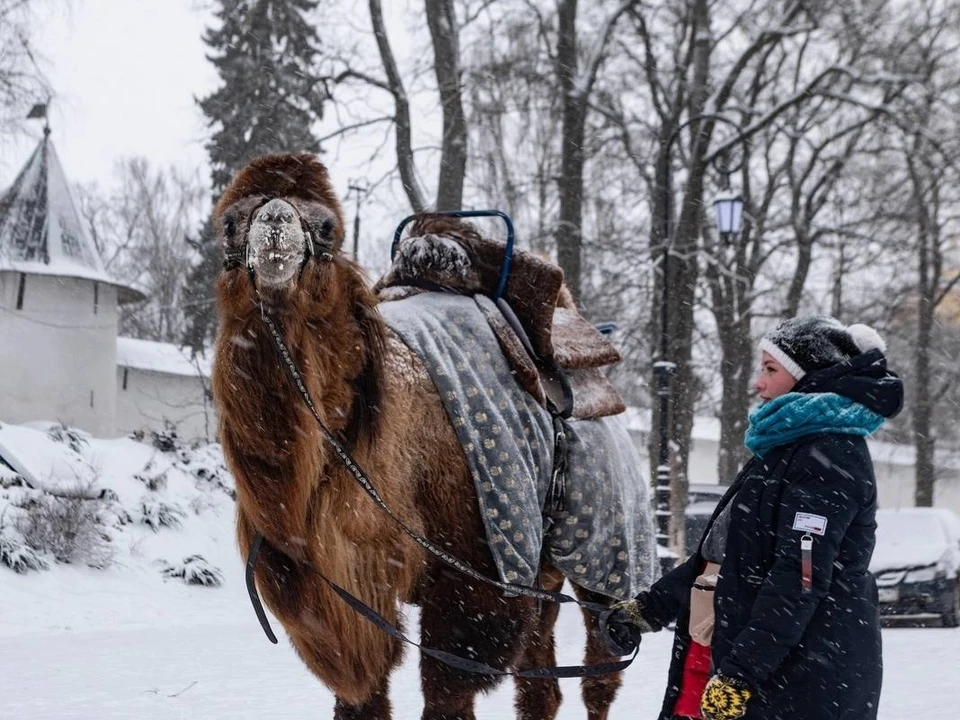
[{"left": 700, "top": 674, "right": 753, "bottom": 720}]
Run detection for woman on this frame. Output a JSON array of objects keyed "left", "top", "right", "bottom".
[{"left": 601, "top": 316, "right": 903, "bottom": 720}]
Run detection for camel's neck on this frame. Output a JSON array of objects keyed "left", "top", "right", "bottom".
[{"left": 212, "top": 262, "right": 386, "bottom": 560}]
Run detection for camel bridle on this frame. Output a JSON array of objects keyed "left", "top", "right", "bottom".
[
  {"left": 243, "top": 310, "right": 639, "bottom": 680},
  {"left": 221, "top": 197, "right": 336, "bottom": 275}
]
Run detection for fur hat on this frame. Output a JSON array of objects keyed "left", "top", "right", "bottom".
[{"left": 759, "top": 316, "right": 887, "bottom": 380}]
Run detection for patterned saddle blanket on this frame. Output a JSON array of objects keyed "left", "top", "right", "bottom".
[{"left": 380, "top": 292, "right": 658, "bottom": 600}]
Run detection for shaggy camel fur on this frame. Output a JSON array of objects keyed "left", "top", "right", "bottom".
[{"left": 212, "top": 153, "right": 624, "bottom": 720}]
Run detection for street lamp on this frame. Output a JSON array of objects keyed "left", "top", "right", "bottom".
[
  {"left": 713, "top": 191, "right": 744, "bottom": 239},
  {"left": 654, "top": 115, "right": 746, "bottom": 570}
]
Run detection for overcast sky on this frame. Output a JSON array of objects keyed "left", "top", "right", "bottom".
[
  {"left": 0, "top": 0, "right": 453, "bottom": 268},
  {"left": 1, "top": 0, "right": 217, "bottom": 191}
]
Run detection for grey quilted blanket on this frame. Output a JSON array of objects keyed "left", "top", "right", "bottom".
[{"left": 380, "top": 292, "right": 658, "bottom": 599}]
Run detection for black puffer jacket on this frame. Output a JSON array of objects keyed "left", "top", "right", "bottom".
[{"left": 639, "top": 350, "right": 902, "bottom": 720}]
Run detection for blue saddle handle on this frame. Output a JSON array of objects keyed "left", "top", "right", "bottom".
[{"left": 390, "top": 209, "right": 515, "bottom": 301}]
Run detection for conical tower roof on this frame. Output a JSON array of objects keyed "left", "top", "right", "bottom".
[{"left": 0, "top": 131, "right": 143, "bottom": 303}]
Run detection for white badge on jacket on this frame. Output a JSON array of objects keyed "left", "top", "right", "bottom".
[{"left": 792, "top": 512, "right": 828, "bottom": 535}]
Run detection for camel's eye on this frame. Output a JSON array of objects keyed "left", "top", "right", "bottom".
[{"left": 318, "top": 219, "right": 335, "bottom": 241}]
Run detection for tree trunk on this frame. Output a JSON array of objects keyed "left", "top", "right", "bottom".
[
  {"left": 554, "top": 0, "right": 585, "bottom": 302},
  {"left": 913, "top": 196, "right": 936, "bottom": 506},
  {"left": 665, "top": 0, "right": 712, "bottom": 543},
  {"left": 369, "top": 0, "right": 426, "bottom": 212},
  {"left": 425, "top": 0, "right": 466, "bottom": 211},
  {"left": 914, "top": 298, "right": 936, "bottom": 506},
  {"left": 715, "top": 297, "right": 753, "bottom": 485},
  {"left": 784, "top": 231, "right": 813, "bottom": 317}
]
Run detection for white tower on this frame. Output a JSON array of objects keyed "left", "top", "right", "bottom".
[{"left": 0, "top": 127, "right": 143, "bottom": 436}]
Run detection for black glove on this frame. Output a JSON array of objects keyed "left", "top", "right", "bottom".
[{"left": 598, "top": 599, "right": 659, "bottom": 656}]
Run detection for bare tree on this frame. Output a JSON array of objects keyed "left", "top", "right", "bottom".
[
  {"left": 0, "top": 0, "right": 49, "bottom": 140},
  {"left": 611, "top": 0, "right": 920, "bottom": 541},
  {"left": 78, "top": 159, "right": 206, "bottom": 343},
  {"left": 343, "top": 0, "right": 469, "bottom": 212},
  {"left": 365, "top": 0, "right": 428, "bottom": 211},
  {"left": 426, "top": 0, "right": 467, "bottom": 210},
  {"left": 552, "top": 0, "right": 635, "bottom": 302}
]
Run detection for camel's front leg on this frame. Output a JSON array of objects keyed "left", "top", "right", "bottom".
[
  {"left": 334, "top": 688, "right": 391, "bottom": 720},
  {"left": 419, "top": 566, "right": 539, "bottom": 720},
  {"left": 573, "top": 584, "right": 623, "bottom": 720},
  {"left": 513, "top": 563, "right": 566, "bottom": 720}
]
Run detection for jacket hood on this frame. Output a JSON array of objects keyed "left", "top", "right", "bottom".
[{"left": 792, "top": 348, "right": 903, "bottom": 419}]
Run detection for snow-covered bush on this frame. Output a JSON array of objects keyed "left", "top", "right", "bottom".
[
  {"left": 149, "top": 422, "right": 183, "bottom": 453},
  {"left": 14, "top": 491, "right": 114, "bottom": 568},
  {"left": 134, "top": 467, "right": 168, "bottom": 492},
  {"left": 136, "top": 496, "right": 186, "bottom": 532},
  {"left": 158, "top": 554, "right": 223, "bottom": 587},
  {"left": 45, "top": 422, "right": 90, "bottom": 454},
  {"left": 0, "top": 533, "right": 49, "bottom": 573},
  {"left": 0, "top": 471, "right": 28, "bottom": 489},
  {"left": 178, "top": 443, "right": 235, "bottom": 500}
]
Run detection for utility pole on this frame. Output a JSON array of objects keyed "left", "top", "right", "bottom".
[{"left": 347, "top": 182, "right": 368, "bottom": 261}]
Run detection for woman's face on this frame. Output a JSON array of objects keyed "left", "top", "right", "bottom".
[{"left": 753, "top": 352, "right": 797, "bottom": 401}]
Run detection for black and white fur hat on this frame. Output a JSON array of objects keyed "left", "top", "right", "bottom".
[{"left": 759, "top": 316, "right": 887, "bottom": 380}]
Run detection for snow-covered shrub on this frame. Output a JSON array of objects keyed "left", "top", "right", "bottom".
[
  {"left": 187, "top": 493, "right": 216, "bottom": 515},
  {"left": 0, "top": 534, "right": 48, "bottom": 573},
  {"left": 182, "top": 444, "right": 235, "bottom": 500},
  {"left": 15, "top": 491, "right": 114, "bottom": 568},
  {"left": 149, "top": 422, "right": 183, "bottom": 453},
  {"left": 45, "top": 422, "right": 90, "bottom": 454},
  {"left": 136, "top": 496, "right": 186, "bottom": 532},
  {"left": 0, "top": 471, "right": 28, "bottom": 489},
  {"left": 158, "top": 554, "right": 223, "bottom": 587},
  {"left": 134, "top": 468, "right": 168, "bottom": 492}
]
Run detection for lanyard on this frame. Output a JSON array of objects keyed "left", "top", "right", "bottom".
[{"left": 800, "top": 534, "right": 814, "bottom": 592}]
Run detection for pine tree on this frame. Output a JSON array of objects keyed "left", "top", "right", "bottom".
[{"left": 182, "top": 0, "right": 327, "bottom": 352}]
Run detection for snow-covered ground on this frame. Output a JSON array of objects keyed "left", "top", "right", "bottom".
[{"left": 0, "top": 422, "right": 957, "bottom": 719}]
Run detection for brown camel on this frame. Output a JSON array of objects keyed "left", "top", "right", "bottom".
[{"left": 212, "top": 153, "right": 629, "bottom": 720}]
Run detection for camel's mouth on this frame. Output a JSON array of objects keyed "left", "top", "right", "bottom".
[{"left": 247, "top": 198, "right": 308, "bottom": 288}]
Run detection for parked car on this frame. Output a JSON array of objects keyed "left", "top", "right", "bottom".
[
  {"left": 684, "top": 483, "right": 726, "bottom": 557},
  {"left": 870, "top": 507, "right": 960, "bottom": 627}
]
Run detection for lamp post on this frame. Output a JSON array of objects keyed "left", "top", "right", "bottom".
[
  {"left": 347, "top": 182, "right": 368, "bottom": 261},
  {"left": 654, "top": 115, "right": 745, "bottom": 569}
]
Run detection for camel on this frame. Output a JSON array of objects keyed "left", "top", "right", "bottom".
[{"left": 211, "top": 153, "right": 647, "bottom": 720}]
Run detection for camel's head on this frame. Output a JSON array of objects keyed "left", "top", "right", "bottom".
[
  {"left": 215, "top": 153, "right": 345, "bottom": 293},
  {"left": 245, "top": 198, "right": 310, "bottom": 288}
]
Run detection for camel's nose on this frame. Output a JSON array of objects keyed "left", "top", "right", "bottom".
[{"left": 256, "top": 199, "right": 297, "bottom": 228}]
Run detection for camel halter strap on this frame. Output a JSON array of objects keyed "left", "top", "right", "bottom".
[
  {"left": 247, "top": 310, "right": 638, "bottom": 678},
  {"left": 249, "top": 528, "right": 637, "bottom": 680}
]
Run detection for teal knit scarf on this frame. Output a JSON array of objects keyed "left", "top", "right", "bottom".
[{"left": 744, "top": 392, "right": 884, "bottom": 458}]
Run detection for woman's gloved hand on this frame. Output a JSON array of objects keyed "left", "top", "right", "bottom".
[
  {"left": 700, "top": 674, "right": 753, "bottom": 720},
  {"left": 597, "top": 599, "right": 660, "bottom": 656}
]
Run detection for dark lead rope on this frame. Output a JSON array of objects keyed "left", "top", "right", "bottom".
[
  {"left": 257, "top": 310, "right": 608, "bottom": 612},
  {"left": 247, "top": 528, "right": 637, "bottom": 678},
  {"left": 245, "top": 531, "right": 278, "bottom": 644},
  {"left": 244, "top": 310, "right": 638, "bottom": 677},
  {"left": 248, "top": 311, "right": 634, "bottom": 675}
]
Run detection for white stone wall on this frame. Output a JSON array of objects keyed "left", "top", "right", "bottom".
[
  {"left": 0, "top": 271, "right": 117, "bottom": 436},
  {"left": 114, "top": 366, "right": 214, "bottom": 442}
]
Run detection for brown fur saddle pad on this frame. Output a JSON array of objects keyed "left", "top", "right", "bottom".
[{"left": 374, "top": 215, "right": 625, "bottom": 419}]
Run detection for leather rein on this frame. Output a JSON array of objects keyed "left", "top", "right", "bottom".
[{"left": 236, "top": 227, "right": 636, "bottom": 678}]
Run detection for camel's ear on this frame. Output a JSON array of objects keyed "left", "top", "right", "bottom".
[{"left": 292, "top": 199, "right": 342, "bottom": 253}]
